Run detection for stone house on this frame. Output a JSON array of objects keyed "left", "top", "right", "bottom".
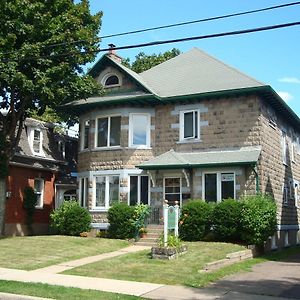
[
  {"left": 65, "top": 47, "right": 300, "bottom": 248},
  {"left": 5, "top": 118, "right": 78, "bottom": 235}
]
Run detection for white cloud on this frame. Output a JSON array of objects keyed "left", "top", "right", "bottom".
[
  {"left": 278, "top": 77, "right": 300, "bottom": 84},
  {"left": 277, "top": 91, "right": 294, "bottom": 102}
]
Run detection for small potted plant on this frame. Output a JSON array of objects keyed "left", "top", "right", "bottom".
[{"left": 139, "top": 227, "right": 148, "bottom": 238}]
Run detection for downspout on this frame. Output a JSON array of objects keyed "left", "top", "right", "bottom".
[{"left": 251, "top": 164, "right": 260, "bottom": 194}]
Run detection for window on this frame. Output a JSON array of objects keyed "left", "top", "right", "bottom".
[
  {"left": 129, "top": 113, "right": 150, "bottom": 147},
  {"left": 267, "top": 108, "right": 277, "bottom": 128},
  {"left": 58, "top": 140, "right": 65, "bottom": 158},
  {"left": 79, "top": 178, "right": 89, "bottom": 207},
  {"left": 164, "top": 177, "right": 181, "bottom": 206},
  {"left": 180, "top": 110, "right": 200, "bottom": 141},
  {"left": 96, "top": 116, "right": 121, "bottom": 148},
  {"left": 281, "top": 130, "right": 288, "bottom": 165},
  {"left": 294, "top": 180, "right": 299, "bottom": 208},
  {"left": 29, "top": 128, "right": 43, "bottom": 155},
  {"left": 34, "top": 178, "right": 44, "bottom": 208},
  {"left": 94, "top": 175, "right": 119, "bottom": 209},
  {"left": 64, "top": 190, "right": 76, "bottom": 201},
  {"left": 81, "top": 120, "right": 90, "bottom": 150},
  {"left": 105, "top": 75, "right": 119, "bottom": 86},
  {"left": 283, "top": 183, "right": 289, "bottom": 205},
  {"left": 203, "top": 172, "right": 235, "bottom": 202},
  {"left": 129, "top": 176, "right": 149, "bottom": 206}
]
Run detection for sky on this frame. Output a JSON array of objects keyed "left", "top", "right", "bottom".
[{"left": 84, "top": 0, "right": 300, "bottom": 118}]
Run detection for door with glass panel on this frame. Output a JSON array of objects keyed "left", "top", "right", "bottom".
[{"left": 164, "top": 177, "right": 181, "bottom": 206}]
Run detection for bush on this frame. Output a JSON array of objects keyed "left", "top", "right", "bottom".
[
  {"left": 107, "top": 203, "right": 135, "bottom": 239},
  {"left": 240, "top": 194, "right": 277, "bottom": 246},
  {"left": 50, "top": 201, "right": 91, "bottom": 236},
  {"left": 179, "top": 200, "right": 212, "bottom": 241},
  {"left": 212, "top": 199, "right": 242, "bottom": 242}
]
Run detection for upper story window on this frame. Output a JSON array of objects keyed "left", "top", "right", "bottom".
[
  {"left": 80, "top": 120, "right": 90, "bottom": 150},
  {"left": 179, "top": 109, "right": 200, "bottom": 141},
  {"left": 281, "top": 130, "right": 288, "bottom": 165},
  {"left": 58, "top": 140, "right": 65, "bottom": 158},
  {"left": 102, "top": 73, "right": 121, "bottom": 88},
  {"left": 28, "top": 127, "right": 44, "bottom": 156},
  {"left": 129, "top": 113, "right": 151, "bottom": 148},
  {"left": 96, "top": 115, "right": 121, "bottom": 148},
  {"left": 34, "top": 178, "right": 44, "bottom": 209}
]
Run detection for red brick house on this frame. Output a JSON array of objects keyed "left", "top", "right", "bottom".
[{"left": 5, "top": 118, "right": 77, "bottom": 235}]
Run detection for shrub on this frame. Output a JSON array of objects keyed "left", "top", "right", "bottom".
[
  {"left": 50, "top": 201, "right": 91, "bottom": 236},
  {"left": 212, "top": 199, "right": 242, "bottom": 242},
  {"left": 179, "top": 200, "right": 212, "bottom": 241},
  {"left": 107, "top": 203, "right": 135, "bottom": 239},
  {"left": 240, "top": 194, "right": 277, "bottom": 246},
  {"left": 132, "top": 204, "right": 151, "bottom": 238},
  {"left": 158, "top": 233, "right": 182, "bottom": 248}
]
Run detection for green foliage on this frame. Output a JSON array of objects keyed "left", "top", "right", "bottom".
[
  {"left": 179, "top": 200, "right": 212, "bottom": 241},
  {"left": 124, "top": 48, "right": 181, "bottom": 73},
  {"left": 240, "top": 194, "right": 277, "bottom": 246},
  {"left": 212, "top": 199, "right": 243, "bottom": 242},
  {"left": 158, "top": 233, "right": 182, "bottom": 248},
  {"left": 107, "top": 203, "right": 135, "bottom": 239},
  {"left": 50, "top": 201, "right": 91, "bottom": 236},
  {"left": 23, "top": 186, "right": 37, "bottom": 234},
  {"left": 131, "top": 204, "right": 151, "bottom": 238}
]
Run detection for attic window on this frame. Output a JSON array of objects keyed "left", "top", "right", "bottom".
[{"left": 102, "top": 74, "right": 121, "bottom": 87}]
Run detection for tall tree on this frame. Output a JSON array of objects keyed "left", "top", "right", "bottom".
[
  {"left": 123, "top": 48, "right": 181, "bottom": 73},
  {"left": 0, "top": 0, "right": 102, "bottom": 234}
]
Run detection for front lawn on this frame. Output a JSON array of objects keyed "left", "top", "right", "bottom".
[
  {"left": 0, "top": 280, "right": 142, "bottom": 300},
  {"left": 65, "top": 241, "right": 245, "bottom": 286},
  {"left": 0, "top": 236, "right": 129, "bottom": 270}
]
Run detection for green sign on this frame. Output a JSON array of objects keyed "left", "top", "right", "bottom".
[{"left": 168, "top": 206, "right": 176, "bottom": 230}]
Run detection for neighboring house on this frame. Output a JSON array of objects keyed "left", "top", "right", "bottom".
[
  {"left": 65, "top": 47, "right": 300, "bottom": 249},
  {"left": 5, "top": 118, "right": 78, "bottom": 235}
]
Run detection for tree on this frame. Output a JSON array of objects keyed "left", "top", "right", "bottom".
[
  {"left": 0, "top": 0, "right": 103, "bottom": 234},
  {"left": 123, "top": 48, "right": 181, "bottom": 73}
]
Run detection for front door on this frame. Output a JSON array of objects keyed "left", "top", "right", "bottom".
[{"left": 164, "top": 177, "right": 181, "bottom": 206}]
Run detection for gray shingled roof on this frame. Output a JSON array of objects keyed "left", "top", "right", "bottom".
[
  {"left": 138, "top": 146, "right": 261, "bottom": 169},
  {"left": 140, "top": 48, "right": 264, "bottom": 98}
]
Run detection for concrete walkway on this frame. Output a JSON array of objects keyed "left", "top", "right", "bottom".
[
  {"left": 0, "top": 246, "right": 299, "bottom": 299},
  {"left": 33, "top": 245, "right": 150, "bottom": 274}
]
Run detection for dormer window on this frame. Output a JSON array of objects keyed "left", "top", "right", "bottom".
[
  {"left": 28, "top": 127, "right": 44, "bottom": 156},
  {"left": 58, "top": 140, "right": 65, "bottom": 158},
  {"left": 101, "top": 73, "right": 121, "bottom": 88}
]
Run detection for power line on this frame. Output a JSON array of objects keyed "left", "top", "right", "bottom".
[
  {"left": 2, "top": 20, "right": 298, "bottom": 62},
  {"left": 100, "top": 1, "right": 300, "bottom": 39},
  {"left": 1, "top": 1, "right": 299, "bottom": 58}
]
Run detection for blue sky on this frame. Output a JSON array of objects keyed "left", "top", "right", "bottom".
[{"left": 86, "top": 0, "right": 300, "bottom": 116}]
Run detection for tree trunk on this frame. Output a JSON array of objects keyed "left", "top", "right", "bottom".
[{"left": 0, "top": 178, "right": 6, "bottom": 236}]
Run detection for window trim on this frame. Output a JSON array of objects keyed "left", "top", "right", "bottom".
[
  {"left": 202, "top": 171, "right": 236, "bottom": 202},
  {"left": 128, "top": 113, "right": 151, "bottom": 148},
  {"left": 101, "top": 73, "right": 122, "bottom": 88},
  {"left": 95, "top": 115, "right": 121, "bottom": 149},
  {"left": 92, "top": 175, "right": 120, "bottom": 211},
  {"left": 128, "top": 175, "right": 150, "bottom": 206},
  {"left": 34, "top": 178, "right": 44, "bottom": 209},
  {"left": 179, "top": 109, "right": 200, "bottom": 141},
  {"left": 28, "top": 127, "right": 44, "bottom": 156}
]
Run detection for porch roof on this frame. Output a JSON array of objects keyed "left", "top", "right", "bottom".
[{"left": 138, "top": 146, "right": 261, "bottom": 170}]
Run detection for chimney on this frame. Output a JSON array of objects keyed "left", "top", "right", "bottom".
[{"left": 107, "top": 44, "right": 122, "bottom": 63}]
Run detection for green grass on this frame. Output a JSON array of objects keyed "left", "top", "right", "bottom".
[
  {"left": 0, "top": 236, "right": 129, "bottom": 270},
  {"left": 0, "top": 280, "right": 142, "bottom": 300},
  {"left": 65, "top": 241, "right": 245, "bottom": 286}
]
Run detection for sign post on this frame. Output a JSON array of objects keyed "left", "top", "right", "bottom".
[
  {"left": 163, "top": 200, "right": 168, "bottom": 247},
  {"left": 174, "top": 201, "right": 179, "bottom": 237}
]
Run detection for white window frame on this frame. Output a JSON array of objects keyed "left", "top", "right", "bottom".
[
  {"left": 283, "top": 183, "right": 289, "bottom": 206},
  {"left": 79, "top": 177, "right": 89, "bottom": 208},
  {"left": 163, "top": 176, "right": 182, "bottom": 207},
  {"left": 34, "top": 178, "right": 44, "bottom": 209},
  {"left": 58, "top": 140, "right": 65, "bottom": 158},
  {"left": 101, "top": 73, "right": 122, "bottom": 88},
  {"left": 128, "top": 113, "right": 151, "bottom": 148},
  {"left": 281, "top": 130, "right": 288, "bottom": 165},
  {"left": 92, "top": 175, "right": 120, "bottom": 211},
  {"left": 28, "top": 127, "right": 44, "bottom": 156},
  {"left": 80, "top": 119, "right": 90, "bottom": 150},
  {"left": 128, "top": 175, "right": 150, "bottom": 206},
  {"left": 95, "top": 115, "right": 121, "bottom": 149},
  {"left": 202, "top": 171, "right": 236, "bottom": 202},
  {"left": 294, "top": 179, "right": 299, "bottom": 208},
  {"left": 179, "top": 109, "right": 200, "bottom": 141}
]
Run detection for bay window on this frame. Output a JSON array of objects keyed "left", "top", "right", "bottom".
[{"left": 96, "top": 116, "right": 121, "bottom": 148}]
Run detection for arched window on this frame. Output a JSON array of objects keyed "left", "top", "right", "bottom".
[{"left": 101, "top": 73, "right": 121, "bottom": 88}]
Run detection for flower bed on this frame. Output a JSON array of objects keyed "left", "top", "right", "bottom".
[{"left": 151, "top": 245, "right": 188, "bottom": 260}]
